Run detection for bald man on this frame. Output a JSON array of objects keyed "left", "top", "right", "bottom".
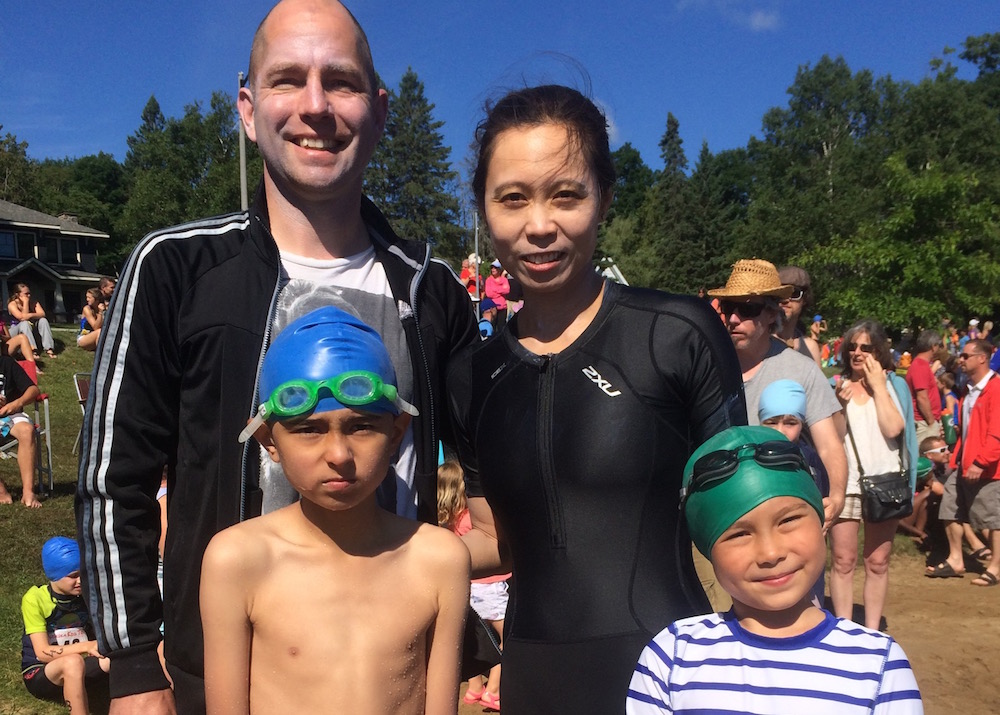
[{"left": 76, "top": 2, "right": 478, "bottom": 712}]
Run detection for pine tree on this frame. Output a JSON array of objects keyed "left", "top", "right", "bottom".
[{"left": 365, "top": 68, "right": 466, "bottom": 266}]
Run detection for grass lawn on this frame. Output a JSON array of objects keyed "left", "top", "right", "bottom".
[{"left": 0, "top": 332, "right": 95, "bottom": 713}]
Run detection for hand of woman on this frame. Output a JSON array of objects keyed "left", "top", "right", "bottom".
[
  {"left": 836, "top": 377, "right": 854, "bottom": 406},
  {"left": 861, "top": 355, "right": 886, "bottom": 393}
]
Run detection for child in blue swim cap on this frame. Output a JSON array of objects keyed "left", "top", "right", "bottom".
[
  {"left": 626, "top": 426, "right": 923, "bottom": 714},
  {"left": 203, "top": 306, "right": 469, "bottom": 714},
  {"left": 21, "top": 536, "right": 109, "bottom": 711},
  {"left": 239, "top": 306, "right": 417, "bottom": 443}
]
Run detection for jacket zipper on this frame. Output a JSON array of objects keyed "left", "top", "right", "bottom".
[
  {"left": 240, "top": 215, "right": 284, "bottom": 522},
  {"left": 538, "top": 356, "right": 565, "bottom": 548},
  {"left": 408, "top": 245, "right": 435, "bottom": 464}
]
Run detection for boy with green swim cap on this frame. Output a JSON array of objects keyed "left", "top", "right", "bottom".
[
  {"left": 201, "top": 306, "right": 470, "bottom": 715},
  {"left": 627, "top": 426, "right": 924, "bottom": 714}
]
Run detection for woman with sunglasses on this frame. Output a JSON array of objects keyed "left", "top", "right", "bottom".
[
  {"left": 830, "top": 319, "right": 911, "bottom": 630},
  {"left": 448, "top": 85, "right": 745, "bottom": 714},
  {"left": 773, "top": 266, "right": 822, "bottom": 366}
]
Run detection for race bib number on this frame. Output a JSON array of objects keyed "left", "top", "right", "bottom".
[{"left": 53, "top": 627, "right": 88, "bottom": 646}]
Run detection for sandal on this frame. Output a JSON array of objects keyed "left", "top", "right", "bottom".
[
  {"left": 45, "top": 350, "right": 57, "bottom": 359},
  {"left": 970, "top": 547, "right": 992, "bottom": 561},
  {"left": 479, "top": 691, "right": 500, "bottom": 711},
  {"left": 972, "top": 571, "right": 1000, "bottom": 587},
  {"left": 462, "top": 688, "right": 484, "bottom": 704},
  {"left": 925, "top": 562, "right": 964, "bottom": 578}
]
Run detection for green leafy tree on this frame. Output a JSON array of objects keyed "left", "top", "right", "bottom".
[
  {"left": 0, "top": 127, "right": 36, "bottom": 205},
  {"left": 114, "top": 92, "right": 244, "bottom": 269},
  {"left": 740, "top": 55, "right": 891, "bottom": 264},
  {"left": 796, "top": 155, "right": 1000, "bottom": 330},
  {"left": 960, "top": 32, "right": 1000, "bottom": 76},
  {"left": 34, "top": 153, "right": 125, "bottom": 235},
  {"left": 365, "top": 68, "right": 466, "bottom": 266}
]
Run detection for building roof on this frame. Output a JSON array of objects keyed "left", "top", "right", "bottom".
[
  {"left": 0, "top": 199, "right": 110, "bottom": 239},
  {"left": 0, "top": 257, "right": 104, "bottom": 284}
]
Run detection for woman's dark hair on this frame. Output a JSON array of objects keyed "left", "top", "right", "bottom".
[
  {"left": 471, "top": 85, "right": 615, "bottom": 214},
  {"left": 840, "top": 319, "right": 895, "bottom": 376}
]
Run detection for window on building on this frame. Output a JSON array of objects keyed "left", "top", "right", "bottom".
[
  {"left": 59, "top": 238, "right": 79, "bottom": 265},
  {"left": 0, "top": 232, "right": 15, "bottom": 258},
  {"left": 38, "top": 237, "right": 56, "bottom": 263},
  {"left": 17, "top": 233, "right": 35, "bottom": 259}
]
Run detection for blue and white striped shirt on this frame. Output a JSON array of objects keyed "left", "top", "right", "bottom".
[{"left": 627, "top": 610, "right": 922, "bottom": 714}]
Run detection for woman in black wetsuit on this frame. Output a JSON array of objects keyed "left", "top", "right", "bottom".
[{"left": 447, "top": 85, "right": 746, "bottom": 714}]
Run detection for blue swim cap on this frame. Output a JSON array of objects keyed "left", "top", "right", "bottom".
[
  {"left": 758, "top": 379, "right": 807, "bottom": 422},
  {"left": 260, "top": 306, "right": 413, "bottom": 417},
  {"left": 42, "top": 537, "right": 80, "bottom": 582}
]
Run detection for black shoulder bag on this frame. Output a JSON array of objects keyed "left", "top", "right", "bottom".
[{"left": 846, "top": 417, "right": 913, "bottom": 523}]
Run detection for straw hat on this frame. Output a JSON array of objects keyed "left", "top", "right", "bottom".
[{"left": 707, "top": 259, "right": 794, "bottom": 299}]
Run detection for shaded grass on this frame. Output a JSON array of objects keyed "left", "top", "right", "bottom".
[{"left": 0, "top": 332, "right": 93, "bottom": 713}]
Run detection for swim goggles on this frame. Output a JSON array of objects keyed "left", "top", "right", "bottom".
[
  {"left": 238, "top": 370, "right": 417, "bottom": 443},
  {"left": 680, "top": 440, "right": 808, "bottom": 503}
]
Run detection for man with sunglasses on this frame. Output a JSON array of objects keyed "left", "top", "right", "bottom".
[
  {"left": 929, "top": 339, "right": 1000, "bottom": 586},
  {"left": 709, "top": 259, "right": 846, "bottom": 528}
]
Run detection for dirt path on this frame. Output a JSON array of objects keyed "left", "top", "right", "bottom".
[
  {"left": 458, "top": 551, "right": 998, "bottom": 715},
  {"left": 877, "top": 551, "right": 999, "bottom": 714}
]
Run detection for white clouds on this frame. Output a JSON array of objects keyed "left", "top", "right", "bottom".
[
  {"left": 595, "top": 99, "right": 622, "bottom": 146},
  {"left": 747, "top": 9, "right": 781, "bottom": 31},
  {"left": 676, "top": 0, "right": 783, "bottom": 33}
]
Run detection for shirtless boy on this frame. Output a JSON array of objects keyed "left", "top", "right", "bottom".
[{"left": 200, "top": 306, "right": 470, "bottom": 715}]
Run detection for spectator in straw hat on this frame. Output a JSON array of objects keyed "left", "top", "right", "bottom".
[{"left": 709, "top": 259, "right": 847, "bottom": 528}]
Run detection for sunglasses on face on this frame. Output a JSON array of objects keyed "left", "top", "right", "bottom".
[
  {"left": 681, "top": 441, "right": 808, "bottom": 503},
  {"left": 847, "top": 342, "right": 874, "bottom": 353},
  {"left": 924, "top": 446, "right": 949, "bottom": 454},
  {"left": 719, "top": 300, "right": 766, "bottom": 320},
  {"left": 958, "top": 352, "right": 984, "bottom": 360},
  {"left": 781, "top": 287, "right": 806, "bottom": 303}
]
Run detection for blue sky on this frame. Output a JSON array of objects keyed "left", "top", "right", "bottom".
[{"left": 1, "top": 1, "right": 990, "bottom": 178}]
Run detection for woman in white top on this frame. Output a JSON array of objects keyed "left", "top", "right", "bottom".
[{"left": 831, "top": 319, "right": 905, "bottom": 630}]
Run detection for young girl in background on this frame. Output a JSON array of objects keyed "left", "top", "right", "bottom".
[
  {"left": 438, "top": 461, "right": 507, "bottom": 712},
  {"left": 77, "top": 288, "right": 104, "bottom": 352}
]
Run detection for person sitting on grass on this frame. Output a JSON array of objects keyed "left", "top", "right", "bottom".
[
  {"left": 201, "top": 306, "right": 470, "bottom": 715},
  {"left": 77, "top": 288, "right": 105, "bottom": 352},
  {"left": 898, "top": 453, "right": 939, "bottom": 547},
  {"left": 21, "top": 537, "right": 110, "bottom": 715},
  {"left": 0, "top": 353, "right": 42, "bottom": 507},
  {"left": 627, "top": 426, "right": 923, "bottom": 714}
]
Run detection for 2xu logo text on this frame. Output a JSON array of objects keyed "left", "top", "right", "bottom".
[{"left": 582, "top": 365, "right": 621, "bottom": 397}]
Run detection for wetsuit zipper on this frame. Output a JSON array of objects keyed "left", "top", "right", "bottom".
[{"left": 538, "top": 355, "right": 566, "bottom": 548}]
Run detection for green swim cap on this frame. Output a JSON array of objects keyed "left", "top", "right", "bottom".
[
  {"left": 683, "top": 425, "right": 824, "bottom": 558},
  {"left": 916, "top": 456, "right": 933, "bottom": 478}
]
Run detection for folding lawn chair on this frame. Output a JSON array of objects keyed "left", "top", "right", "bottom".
[
  {"left": 0, "top": 360, "right": 53, "bottom": 495},
  {"left": 73, "top": 372, "right": 91, "bottom": 455}
]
